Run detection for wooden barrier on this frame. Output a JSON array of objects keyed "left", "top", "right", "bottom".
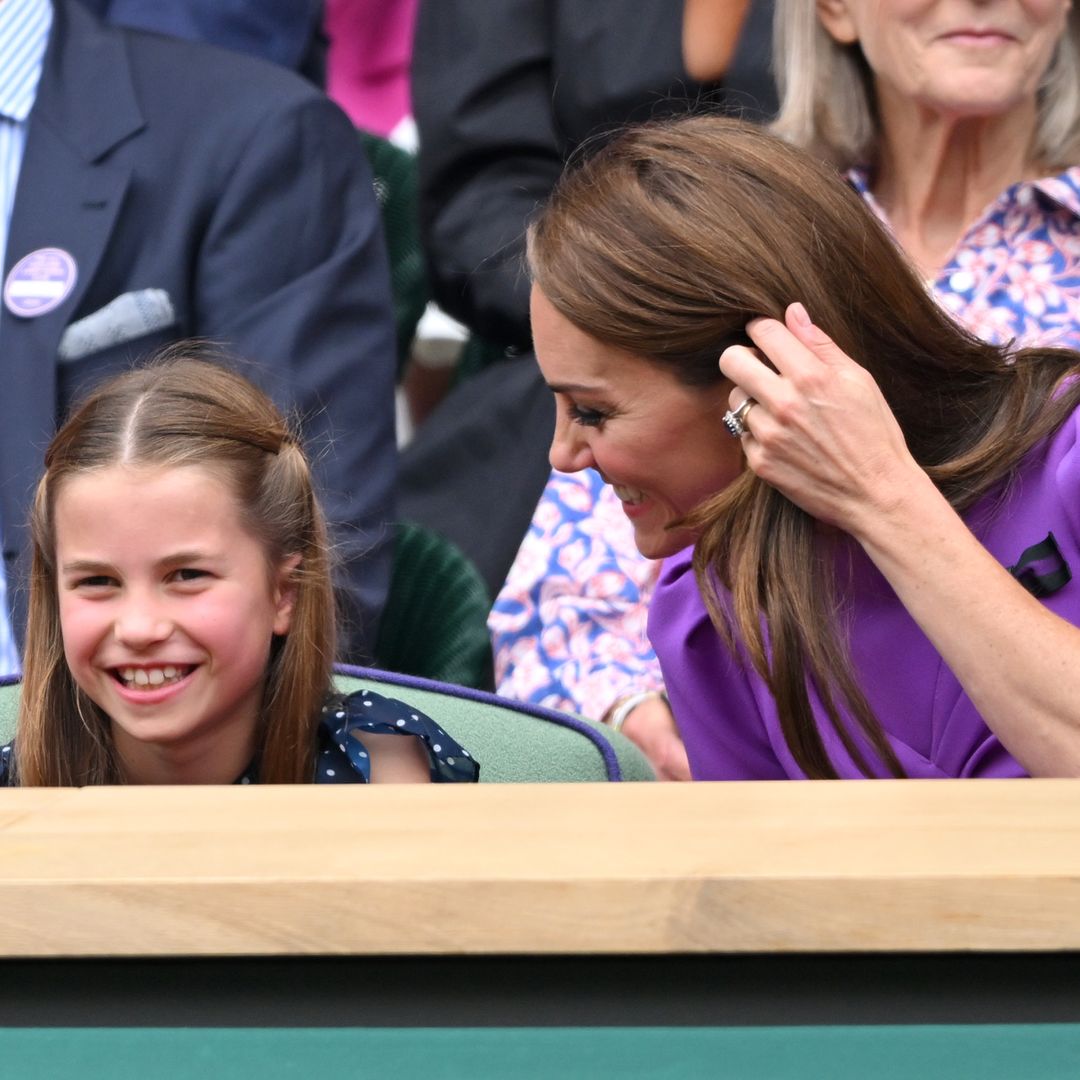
[{"left": 2, "top": 779, "right": 1079, "bottom": 958}]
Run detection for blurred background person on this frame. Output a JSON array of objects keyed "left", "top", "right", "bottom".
[
  {"left": 324, "top": 0, "right": 417, "bottom": 147},
  {"left": 0, "top": 0, "right": 397, "bottom": 671},
  {"left": 399, "top": 0, "right": 777, "bottom": 604}
]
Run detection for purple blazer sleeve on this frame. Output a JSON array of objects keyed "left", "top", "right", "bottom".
[{"left": 649, "top": 549, "right": 787, "bottom": 780}]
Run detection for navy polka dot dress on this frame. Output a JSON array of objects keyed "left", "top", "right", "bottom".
[
  {"left": 0, "top": 689, "right": 479, "bottom": 785},
  {"left": 239, "top": 689, "right": 479, "bottom": 784}
]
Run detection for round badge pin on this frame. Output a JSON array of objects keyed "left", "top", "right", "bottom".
[{"left": 3, "top": 247, "right": 78, "bottom": 318}]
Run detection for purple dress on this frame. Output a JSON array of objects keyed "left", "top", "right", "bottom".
[{"left": 648, "top": 407, "right": 1080, "bottom": 780}]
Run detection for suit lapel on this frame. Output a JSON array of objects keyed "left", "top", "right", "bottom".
[{"left": 0, "top": 0, "right": 142, "bottom": 568}]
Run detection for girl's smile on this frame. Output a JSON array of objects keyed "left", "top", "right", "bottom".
[{"left": 54, "top": 463, "right": 297, "bottom": 783}]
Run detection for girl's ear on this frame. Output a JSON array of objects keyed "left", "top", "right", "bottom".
[
  {"left": 816, "top": 0, "right": 859, "bottom": 45},
  {"left": 272, "top": 553, "right": 302, "bottom": 637}
]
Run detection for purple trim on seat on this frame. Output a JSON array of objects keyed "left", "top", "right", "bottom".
[
  {"left": 333, "top": 664, "right": 623, "bottom": 781},
  {"left": 0, "top": 675, "right": 19, "bottom": 688}
]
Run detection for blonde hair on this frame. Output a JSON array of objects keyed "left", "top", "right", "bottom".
[
  {"left": 529, "top": 115, "right": 1080, "bottom": 778},
  {"left": 16, "top": 350, "right": 335, "bottom": 785},
  {"left": 771, "top": 0, "right": 1080, "bottom": 170}
]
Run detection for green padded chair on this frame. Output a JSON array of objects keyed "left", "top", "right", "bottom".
[
  {"left": 0, "top": 669, "right": 654, "bottom": 783},
  {"left": 373, "top": 520, "right": 495, "bottom": 691},
  {"left": 359, "top": 129, "right": 427, "bottom": 378}
]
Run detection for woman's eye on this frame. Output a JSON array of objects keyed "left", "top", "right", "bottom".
[{"left": 568, "top": 403, "right": 608, "bottom": 428}]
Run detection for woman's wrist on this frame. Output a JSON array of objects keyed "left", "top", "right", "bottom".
[
  {"left": 603, "top": 690, "right": 668, "bottom": 734},
  {"left": 845, "top": 461, "right": 942, "bottom": 553},
  {"left": 852, "top": 469, "right": 960, "bottom": 574}
]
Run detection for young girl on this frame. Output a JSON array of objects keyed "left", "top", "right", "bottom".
[{"left": 0, "top": 356, "right": 478, "bottom": 786}]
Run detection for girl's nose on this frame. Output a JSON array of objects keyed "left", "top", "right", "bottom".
[
  {"left": 114, "top": 602, "right": 172, "bottom": 650},
  {"left": 548, "top": 412, "right": 595, "bottom": 474}
]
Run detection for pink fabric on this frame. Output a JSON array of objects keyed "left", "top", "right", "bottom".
[{"left": 324, "top": 0, "right": 417, "bottom": 136}]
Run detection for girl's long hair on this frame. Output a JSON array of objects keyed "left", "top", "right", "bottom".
[
  {"left": 528, "top": 115, "right": 1080, "bottom": 778},
  {"left": 17, "top": 349, "right": 335, "bottom": 785}
]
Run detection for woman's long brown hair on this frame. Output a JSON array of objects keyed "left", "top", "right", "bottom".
[
  {"left": 528, "top": 115, "right": 1080, "bottom": 778},
  {"left": 16, "top": 350, "right": 335, "bottom": 785}
]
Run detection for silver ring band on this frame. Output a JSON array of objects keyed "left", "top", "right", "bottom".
[{"left": 722, "top": 396, "right": 757, "bottom": 439}]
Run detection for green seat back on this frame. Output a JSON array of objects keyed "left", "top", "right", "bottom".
[
  {"left": 454, "top": 335, "right": 506, "bottom": 383},
  {"left": 373, "top": 520, "right": 494, "bottom": 690},
  {"left": 359, "top": 129, "right": 427, "bottom": 377},
  {"left": 0, "top": 670, "right": 655, "bottom": 783}
]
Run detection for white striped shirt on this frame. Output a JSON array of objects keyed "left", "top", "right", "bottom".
[{"left": 0, "top": 0, "right": 53, "bottom": 677}]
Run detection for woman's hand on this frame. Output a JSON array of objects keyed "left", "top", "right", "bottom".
[
  {"left": 722, "top": 303, "right": 1080, "bottom": 777},
  {"left": 719, "top": 302, "right": 931, "bottom": 542},
  {"left": 619, "top": 697, "right": 692, "bottom": 781}
]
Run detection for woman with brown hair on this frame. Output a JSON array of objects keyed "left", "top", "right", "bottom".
[
  {"left": 494, "top": 0, "right": 1080, "bottom": 778},
  {"left": 528, "top": 114, "right": 1080, "bottom": 779}
]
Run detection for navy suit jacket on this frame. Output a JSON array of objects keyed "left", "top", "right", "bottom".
[
  {"left": 76, "top": 0, "right": 325, "bottom": 76},
  {"left": 1, "top": 0, "right": 397, "bottom": 659}
]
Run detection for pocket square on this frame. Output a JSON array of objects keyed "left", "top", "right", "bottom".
[{"left": 58, "top": 288, "right": 177, "bottom": 362}]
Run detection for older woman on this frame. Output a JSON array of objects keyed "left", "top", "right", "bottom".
[
  {"left": 773, "top": 0, "right": 1080, "bottom": 328},
  {"left": 491, "top": 0, "right": 1080, "bottom": 777},
  {"left": 527, "top": 115, "right": 1080, "bottom": 779}
]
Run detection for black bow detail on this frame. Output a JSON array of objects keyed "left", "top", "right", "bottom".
[{"left": 1008, "top": 532, "right": 1072, "bottom": 598}]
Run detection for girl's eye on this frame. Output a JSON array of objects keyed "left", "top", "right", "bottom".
[
  {"left": 171, "top": 568, "right": 210, "bottom": 583},
  {"left": 75, "top": 575, "right": 116, "bottom": 590},
  {"left": 568, "top": 403, "right": 608, "bottom": 428}
]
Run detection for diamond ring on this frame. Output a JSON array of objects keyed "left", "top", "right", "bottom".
[{"left": 722, "top": 396, "right": 757, "bottom": 439}]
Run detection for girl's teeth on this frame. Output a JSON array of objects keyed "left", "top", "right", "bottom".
[{"left": 118, "top": 667, "right": 186, "bottom": 688}]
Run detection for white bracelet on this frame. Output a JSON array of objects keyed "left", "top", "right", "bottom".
[{"left": 606, "top": 690, "right": 665, "bottom": 734}]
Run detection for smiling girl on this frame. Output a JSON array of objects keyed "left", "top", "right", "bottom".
[{"left": 2, "top": 356, "right": 478, "bottom": 786}]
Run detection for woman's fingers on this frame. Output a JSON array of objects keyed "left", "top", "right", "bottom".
[
  {"left": 729, "top": 304, "right": 862, "bottom": 389},
  {"left": 782, "top": 302, "right": 862, "bottom": 369},
  {"left": 721, "top": 304, "right": 873, "bottom": 435},
  {"left": 719, "top": 303, "right": 921, "bottom": 533},
  {"left": 719, "top": 343, "right": 780, "bottom": 406},
  {"left": 720, "top": 306, "right": 832, "bottom": 410}
]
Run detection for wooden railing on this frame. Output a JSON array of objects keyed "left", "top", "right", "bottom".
[{"left": 1, "top": 780, "right": 1079, "bottom": 957}]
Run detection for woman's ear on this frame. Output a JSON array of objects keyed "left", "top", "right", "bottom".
[
  {"left": 272, "top": 553, "right": 302, "bottom": 637},
  {"left": 816, "top": 0, "right": 859, "bottom": 45}
]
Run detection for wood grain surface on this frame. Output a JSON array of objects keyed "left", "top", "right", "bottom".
[{"left": 0, "top": 781, "right": 1078, "bottom": 957}]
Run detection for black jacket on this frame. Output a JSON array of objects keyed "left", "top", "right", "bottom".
[{"left": 413, "top": 0, "right": 776, "bottom": 349}]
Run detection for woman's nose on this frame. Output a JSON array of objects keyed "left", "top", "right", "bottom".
[{"left": 549, "top": 412, "right": 595, "bottom": 473}]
